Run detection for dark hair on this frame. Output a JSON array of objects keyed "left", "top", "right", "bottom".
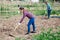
[
  {"left": 18, "top": 5, "right": 20, "bottom": 7},
  {"left": 19, "top": 7, "right": 24, "bottom": 10}
]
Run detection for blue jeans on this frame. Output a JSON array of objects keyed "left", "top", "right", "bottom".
[
  {"left": 27, "top": 18, "right": 35, "bottom": 33},
  {"left": 47, "top": 10, "right": 51, "bottom": 19}
]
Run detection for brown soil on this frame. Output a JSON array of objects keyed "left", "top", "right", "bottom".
[{"left": 0, "top": 15, "right": 60, "bottom": 40}]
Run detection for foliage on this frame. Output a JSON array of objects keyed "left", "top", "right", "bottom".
[
  {"left": 15, "top": 37, "right": 26, "bottom": 40},
  {"left": 51, "top": 10, "right": 60, "bottom": 15},
  {"left": 32, "top": 26, "right": 60, "bottom": 40}
]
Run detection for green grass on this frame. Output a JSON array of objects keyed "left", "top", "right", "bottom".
[
  {"left": 0, "top": 2, "right": 60, "bottom": 18},
  {"left": 15, "top": 37, "right": 20, "bottom": 40},
  {"left": 32, "top": 10, "right": 46, "bottom": 16},
  {"left": 32, "top": 26, "right": 60, "bottom": 40},
  {"left": 0, "top": 5, "right": 19, "bottom": 18},
  {"left": 15, "top": 37, "right": 26, "bottom": 40}
]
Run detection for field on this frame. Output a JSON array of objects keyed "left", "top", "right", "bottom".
[
  {"left": 0, "top": 15, "right": 60, "bottom": 40},
  {"left": 0, "top": 1, "right": 60, "bottom": 40}
]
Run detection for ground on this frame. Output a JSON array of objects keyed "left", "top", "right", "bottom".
[{"left": 0, "top": 15, "right": 60, "bottom": 40}]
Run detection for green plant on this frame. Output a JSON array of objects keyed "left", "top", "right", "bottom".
[
  {"left": 32, "top": 10, "right": 45, "bottom": 16},
  {"left": 15, "top": 37, "right": 20, "bottom": 40},
  {"left": 15, "top": 37, "right": 26, "bottom": 40},
  {"left": 51, "top": 10, "right": 56, "bottom": 15},
  {"left": 32, "top": 27, "right": 60, "bottom": 40},
  {"left": 51, "top": 10, "right": 60, "bottom": 15}
]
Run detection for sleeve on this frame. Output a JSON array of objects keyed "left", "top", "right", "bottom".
[
  {"left": 47, "top": 4, "right": 51, "bottom": 10},
  {"left": 20, "top": 13, "right": 26, "bottom": 23}
]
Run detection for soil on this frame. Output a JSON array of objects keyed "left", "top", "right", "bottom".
[{"left": 0, "top": 15, "right": 60, "bottom": 40}]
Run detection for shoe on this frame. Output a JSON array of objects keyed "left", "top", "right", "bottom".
[
  {"left": 25, "top": 32, "right": 29, "bottom": 35},
  {"left": 31, "top": 31, "right": 36, "bottom": 33}
]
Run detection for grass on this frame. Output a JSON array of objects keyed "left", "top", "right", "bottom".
[
  {"left": 15, "top": 37, "right": 26, "bottom": 40},
  {"left": 32, "top": 10, "right": 46, "bottom": 16},
  {"left": 0, "top": 5, "right": 19, "bottom": 18},
  {"left": 32, "top": 26, "right": 60, "bottom": 40},
  {"left": 0, "top": 2, "right": 60, "bottom": 18},
  {"left": 15, "top": 37, "right": 20, "bottom": 40}
]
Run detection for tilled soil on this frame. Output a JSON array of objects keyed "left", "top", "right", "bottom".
[{"left": 0, "top": 16, "right": 60, "bottom": 40}]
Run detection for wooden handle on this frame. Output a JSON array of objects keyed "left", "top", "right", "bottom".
[{"left": 14, "top": 24, "right": 19, "bottom": 31}]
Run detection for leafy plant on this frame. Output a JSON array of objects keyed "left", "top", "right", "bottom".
[{"left": 32, "top": 27, "right": 60, "bottom": 40}]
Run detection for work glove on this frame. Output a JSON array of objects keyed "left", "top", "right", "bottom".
[
  {"left": 18, "top": 11, "right": 20, "bottom": 13},
  {"left": 17, "top": 22, "right": 21, "bottom": 25}
]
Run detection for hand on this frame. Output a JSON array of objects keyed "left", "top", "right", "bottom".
[
  {"left": 18, "top": 23, "right": 21, "bottom": 25},
  {"left": 18, "top": 11, "right": 20, "bottom": 13}
]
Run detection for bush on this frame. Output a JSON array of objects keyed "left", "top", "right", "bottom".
[
  {"left": 51, "top": 10, "right": 60, "bottom": 15},
  {"left": 56, "top": 10, "right": 60, "bottom": 15},
  {"left": 51, "top": 10, "right": 57, "bottom": 15}
]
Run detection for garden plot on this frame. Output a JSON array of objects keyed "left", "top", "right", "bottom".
[{"left": 0, "top": 16, "right": 60, "bottom": 40}]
